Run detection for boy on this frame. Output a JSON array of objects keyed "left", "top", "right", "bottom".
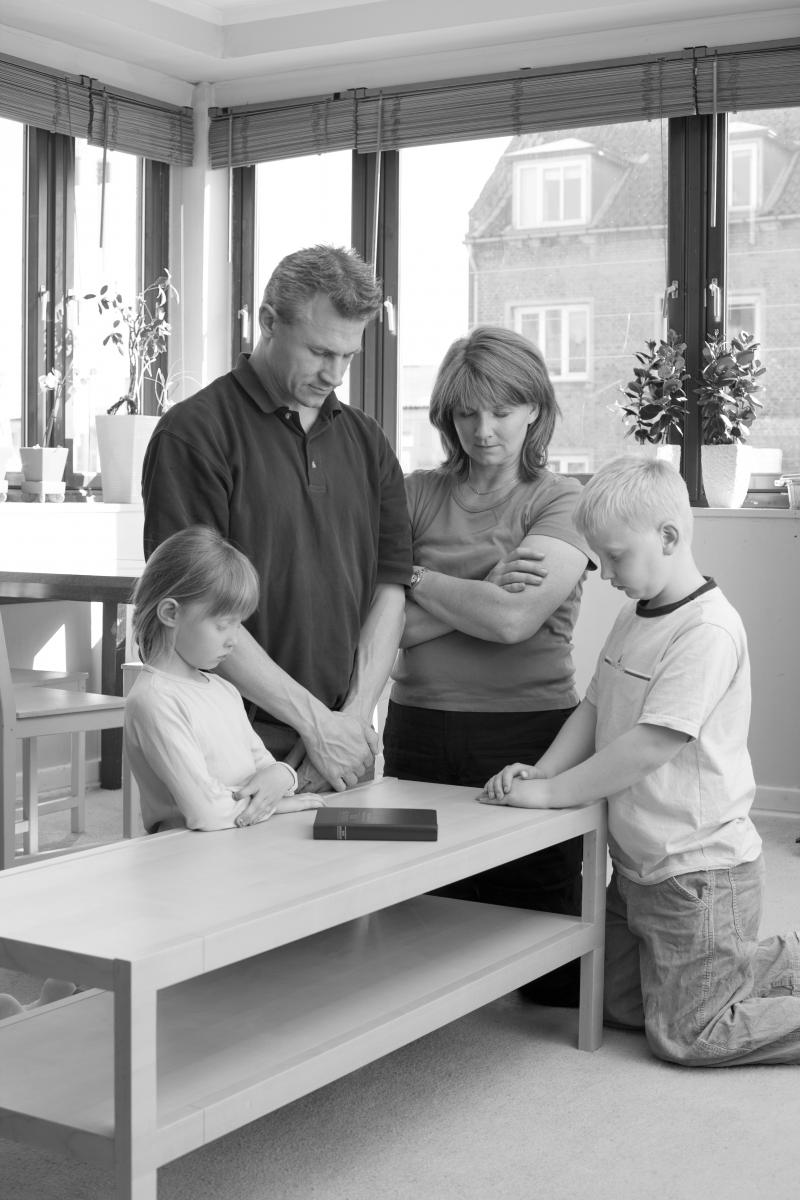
[{"left": 481, "top": 455, "right": 800, "bottom": 1065}]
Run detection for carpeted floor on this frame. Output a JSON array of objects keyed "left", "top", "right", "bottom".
[{"left": 0, "top": 798, "right": 798, "bottom": 1200}]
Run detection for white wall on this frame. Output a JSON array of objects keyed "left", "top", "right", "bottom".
[{"left": 573, "top": 509, "right": 800, "bottom": 812}]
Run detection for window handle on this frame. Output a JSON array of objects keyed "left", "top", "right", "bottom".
[
  {"left": 38, "top": 285, "right": 50, "bottom": 320},
  {"left": 708, "top": 278, "right": 722, "bottom": 323},
  {"left": 383, "top": 295, "right": 396, "bottom": 335},
  {"left": 661, "top": 280, "right": 679, "bottom": 319},
  {"left": 238, "top": 303, "right": 250, "bottom": 342}
]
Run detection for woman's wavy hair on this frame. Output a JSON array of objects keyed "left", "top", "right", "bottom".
[
  {"left": 428, "top": 326, "right": 560, "bottom": 480},
  {"left": 132, "top": 526, "right": 259, "bottom": 663}
]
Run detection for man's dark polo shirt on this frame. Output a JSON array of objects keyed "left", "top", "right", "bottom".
[{"left": 142, "top": 355, "right": 412, "bottom": 721}]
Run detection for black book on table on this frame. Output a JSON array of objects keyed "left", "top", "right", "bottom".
[{"left": 313, "top": 807, "right": 438, "bottom": 841}]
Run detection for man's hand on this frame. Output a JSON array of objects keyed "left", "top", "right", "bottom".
[
  {"left": 486, "top": 547, "right": 548, "bottom": 594},
  {"left": 304, "top": 709, "right": 379, "bottom": 791},
  {"left": 479, "top": 761, "right": 547, "bottom": 804},
  {"left": 233, "top": 763, "right": 299, "bottom": 826}
]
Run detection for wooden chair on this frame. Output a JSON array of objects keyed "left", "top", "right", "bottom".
[
  {"left": 0, "top": 609, "right": 128, "bottom": 869},
  {"left": 10, "top": 666, "right": 89, "bottom": 840}
]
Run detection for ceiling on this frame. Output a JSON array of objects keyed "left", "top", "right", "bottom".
[{"left": 0, "top": 0, "right": 798, "bottom": 106}]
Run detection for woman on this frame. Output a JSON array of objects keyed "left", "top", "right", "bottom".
[{"left": 383, "top": 326, "right": 594, "bottom": 1006}]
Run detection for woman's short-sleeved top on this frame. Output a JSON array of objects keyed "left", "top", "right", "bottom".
[{"left": 390, "top": 467, "right": 592, "bottom": 712}]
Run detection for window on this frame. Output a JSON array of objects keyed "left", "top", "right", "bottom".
[
  {"left": 728, "top": 137, "right": 759, "bottom": 213},
  {"left": 725, "top": 109, "right": 800, "bottom": 474},
  {"left": 0, "top": 118, "right": 23, "bottom": 454},
  {"left": 253, "top": 152, "right": 353, "bottom": 397},
  {"left": 513, "top": 153, "right": 589, "bottom": 228},
  {"left": 397, "top": 120, "right": 667, "bottom": 475},
  {"left": 70, "top": 141, "right": 141, "bottom": 477},
  {"left": 513, "top": 305, "right": 590, "bottom": 380}
]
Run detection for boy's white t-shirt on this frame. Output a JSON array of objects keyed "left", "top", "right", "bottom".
[
  {"left": 125, "top": 665, "right": 290, "bottom": 832},
  {"left": 586, "top": 580, "right": 761, "bottom": 885}
]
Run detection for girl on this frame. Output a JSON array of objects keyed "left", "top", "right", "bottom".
[{"left": 125, "top": 525, "right": 324, "bottom": 833}]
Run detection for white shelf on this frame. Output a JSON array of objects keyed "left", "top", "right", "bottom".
[{"left": 0, "top": 896, "right": 594, "bottom": 1164}]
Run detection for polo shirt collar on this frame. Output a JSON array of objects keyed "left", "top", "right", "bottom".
[{"left": 232, "top": 353, "right": 343, "bottom": 421}]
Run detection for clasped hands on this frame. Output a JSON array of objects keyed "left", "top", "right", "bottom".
[{"left": 292, "top": 707, "right": 378, "bottom": 795}]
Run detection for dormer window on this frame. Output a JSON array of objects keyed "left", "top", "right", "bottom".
[
  {"left": 728, "top": 141, "right": 759, "bottom": 212},
  {"left": 513, "top": 155, "right": 589, "bottom": 229}
]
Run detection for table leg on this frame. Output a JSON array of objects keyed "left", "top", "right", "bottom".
[
  {"left": 100, "top": 600, "right": 125, "bottom": 788},
  {"left": 114, "top": 960, "right": 158, "bottom": 1200},
  {"left": 577, "top": 809, "right": 608, "bottom": 1051}
]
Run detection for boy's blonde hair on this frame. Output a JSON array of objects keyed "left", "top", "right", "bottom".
[
  {"left": 132, "top": 526, "right": 259, "bottom": 663},
  {"left": 574, "top": 455, "right": 693, "bottom": 541}
]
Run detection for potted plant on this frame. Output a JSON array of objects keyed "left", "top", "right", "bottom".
[
  {"left": 85, "top": 269, "right": 178, "bottom": 503},
  {"left": 615, "top": 329, "right": 688, "bottom": 468},
  {"left": 18, "top": 369, "right": 69, "bottom": 502},
  {"left": 697, "top": 330, "right": 765, "bottom": 508}
]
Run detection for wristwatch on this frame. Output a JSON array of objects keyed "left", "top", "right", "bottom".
[{"left": 408, "top": 565, "right": 427, "bottom": 590}]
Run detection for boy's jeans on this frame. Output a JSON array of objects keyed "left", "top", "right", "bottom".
[{"left": 604, "top": 857, "right": 800, "bottom": 1065}]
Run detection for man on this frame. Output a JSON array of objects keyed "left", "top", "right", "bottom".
[{"left": 142, "top": 245, "right": 412, "bottom": 792}]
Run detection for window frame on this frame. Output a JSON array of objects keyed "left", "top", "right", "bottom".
[
  {"left": 512, "top": 155, "right": 589, "bottom": 229},
  {"left": 511, "top": 302, "right": 591, "bottom": 381},
  {"left": 17, "top": 125, "right": 167, "bottom": 451}
]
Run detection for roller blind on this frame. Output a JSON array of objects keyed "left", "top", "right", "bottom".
[
  {"left": 0, "top": 52, "right": 90, "bottom": 137},
  {"left": 0, "top": 51, "right": 193, "bottom": 165},
  {"left": 695, "top": 41, "right": 800, "bottom": 114},
  {"left": 354, "top": 55, "right": 698, "bottom": 153},
  {"left": 208, "top": 92, "right": 356, "bottom": 168},
  {"left": 88, "top": 83, "right": 193, "bottom": 166},
  {"left": 208, "top": 51, "right": 697, "bottom": 167}
]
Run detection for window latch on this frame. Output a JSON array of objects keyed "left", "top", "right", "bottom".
[
  {"left": 383, "top": 295, "right": 396, "bottom": 335},
  {"left": 708, "top": 278, "right": 722, "bottom": 323},
  {"left": 237, "top": 303, "right": 250, "bottom": 342},
  {"left": 661, "top": 280, "right": 679, "bottom": 319}
]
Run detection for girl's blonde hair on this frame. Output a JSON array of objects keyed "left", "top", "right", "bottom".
[
  {"left": 574, "top": 455, "right": 693, "bottom": 541},
  {"left": 132, "top": 526, "right": 259, "bottom": 663}
]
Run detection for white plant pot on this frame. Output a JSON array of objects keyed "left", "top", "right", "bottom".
[
  {"left": 19, "top": 445, "right": 69, "bottom": 483},
  {"left": 95, "top": 414, "right": 159, "bottom": 504},
  {"left": 629, "top": 443, "right": 682, "bottom": 470},
  {"left": 701, "top": 443, "right": 753, "bottom": 509}
]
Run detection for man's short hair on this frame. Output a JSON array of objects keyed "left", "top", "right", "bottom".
[
  {"left": 574, "top": 455, "right": 693, "bottom": 540},
  {"left": 263, "top": 244, "right": 383, "bottom": 323}
]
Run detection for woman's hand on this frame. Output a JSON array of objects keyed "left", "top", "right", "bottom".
[
  {"left": 479, "top": 761, "right": 546, "bottom": 803},
  {"left": 233, "top": 762, "right": 301, "bottom": 826},
  {"left": 486, "top": 546, "right": 547, "bottom": 593}
]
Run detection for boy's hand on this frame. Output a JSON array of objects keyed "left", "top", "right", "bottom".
[
  {"left": 233, "top": 762, "right": 300, "bottom": 826},
  {"left": 486, "top": 547, "right": 547, "bottom": 594},
  {"left": 480, "top": 762, "right": 543, "bottom": 803},
  {"left": 479, "top": 777, "right": 553, "bottom": 809}
]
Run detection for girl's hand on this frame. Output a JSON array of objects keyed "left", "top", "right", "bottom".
[
  {"left": 479, "top": 762, "right": 543, "bottom": 803},
  {"left": 233, "top": 763, "right": 299, "bottom": 827},
  {"left": 274, "top": 793, "right": 327, "bottom": 815}
]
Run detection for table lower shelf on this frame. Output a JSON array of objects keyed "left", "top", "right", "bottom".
[{"left": 0, "top": 894, "right": 601, "bottom": 1169}]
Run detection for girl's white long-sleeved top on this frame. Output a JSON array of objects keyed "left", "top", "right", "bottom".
[{"left": 125, "top": 664, "right": 287, "bottom": 832}]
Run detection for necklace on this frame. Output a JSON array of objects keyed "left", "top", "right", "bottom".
[{"left": 464, "top": 475, "right": 514, "bottom": 496}]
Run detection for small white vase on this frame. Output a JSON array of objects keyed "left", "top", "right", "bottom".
[
  {"left": 95, "top": 414, "right": 159, "bottom": 503},
  {"left": 19, "top": 445, "right": 69, "bottom": 483},
  {"left": 701, "top": 443, "right": 753, "bottom": 509}
]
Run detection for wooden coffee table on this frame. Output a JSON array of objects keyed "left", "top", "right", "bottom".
[{"left": 0, "top": 778, "right": 607, "bottom": 1199}]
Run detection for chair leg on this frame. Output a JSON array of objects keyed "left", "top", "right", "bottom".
[
  {"left": 70, "top": 731, "right": 87, "bottom": 834},
  {"left": 22, "top": 737, "right": 39, "bottom": 856},
  {"left": 1, "top": 731, "right": 17, "bottom": 870}
]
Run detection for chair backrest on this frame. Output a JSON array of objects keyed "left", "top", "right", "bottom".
[{"left": 0, "top": 611, "right": 17, "bottom": 729}]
